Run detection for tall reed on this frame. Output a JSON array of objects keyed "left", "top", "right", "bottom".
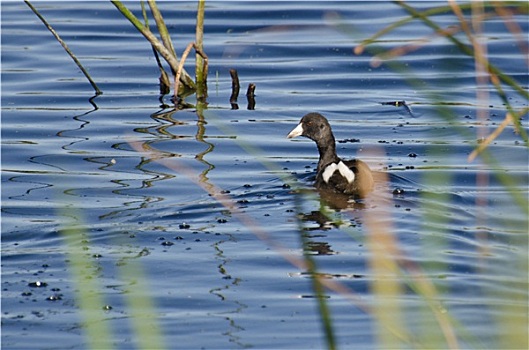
[
  {"left": 195, "top": 0, "right": 207, "bottom": 100},
  {"left": 112, "top": 0, "right": 208, "bottom": 102}
]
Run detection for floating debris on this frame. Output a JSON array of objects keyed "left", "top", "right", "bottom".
[
  {"left": 392, "top": 188, "right": 405, "bottom": 195},
  {"left": 246, "top": 83, "right": 256, "bottom": 110},
  {"left": 381, "top": 100, "right": 407, "bottom": 107},
  {"left": 46, "top": 294, "right": 63, "bottom": 301},
  {"left": 337, "top": 138, "right": 360, "bottom": 143},
  {"left": 229, "top": 68, "right": 240, "bottom": 108},
  {"left": 28, "top": 281, "right": 48, "bottom": 288},
  {"left": 380, "top": 100, "right": 414, "bottom": 117}
]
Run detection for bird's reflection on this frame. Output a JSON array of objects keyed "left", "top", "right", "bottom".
[
  {"left": 304, "top": 240, "right": 335, "bottom": 255},
  {"left": 317, "top": 189, "right": 367, "bottom": 211},
  {"left": 293, "top": 186, "right": 370, "bottom": 257}
]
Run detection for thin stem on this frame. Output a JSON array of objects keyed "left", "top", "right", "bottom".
[
  {"left": 25, "top": 0, "right": 102, "bottom": 95},
  {"left": 147, "top": 0, "right": 177, "bottom": 73},
  {"left": 174, "top": 42, "right": 195, "bottom": 101},
  {"left": 396, "top": 1, "right": 528, "bottom": 101},
  {"left": 195, "top": 0, "right": 207, "bottom": 100},
  {"left": 141, "top": 1, "right": 170, "bottom": 94},
  {"left": 111, "top": 0, "right": 195, "bottom": 91},
  {"left": 174, "top": 43, "right": 208, "bottom": 102}
]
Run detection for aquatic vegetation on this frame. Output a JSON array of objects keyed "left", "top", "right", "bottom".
[
  {"left": 112, "top": 0, "right": 208, "bottom": 101},
  {"left": 18, "top": 1, "right": 527, "bottom": 349},
  {"left": 26, "top": 0, "right": 207, "bottom": 101}
]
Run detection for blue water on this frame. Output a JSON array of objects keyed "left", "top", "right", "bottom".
[{"left": 2, "top": 2, "right": 528, "bottom": 349}]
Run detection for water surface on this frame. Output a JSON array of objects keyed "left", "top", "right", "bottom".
[{"left": 2, "top": 2, "right": 528, "bottom": 349}]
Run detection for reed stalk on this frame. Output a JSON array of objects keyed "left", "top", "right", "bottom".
[
  {"left": 147, "top": 0, "right": 177, "bottom": 73},
  {"left": 195, "top": 0, "right": 207, "bottom": 100},
  {"left": 140, "top": 1, "right": 171, "bottom": 94},
  {"left": 111, "top": 0, "right": 196, "bottom": 93},
  {"left": 174, "top": 42, "right": 208, "bottom": 102},
  {"left": 25, "top": 0, "right": 102, "bottom": 95},
  {"left": 113, "top": 0, "right": 209, "bottom": 101}
]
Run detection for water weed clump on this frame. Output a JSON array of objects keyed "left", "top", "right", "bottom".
[
  {"left": 27, "top": 0, "right": 208, "bottom": 102},
  {"left": 112, "top": 0, "right": 208, "bottom": 102}
]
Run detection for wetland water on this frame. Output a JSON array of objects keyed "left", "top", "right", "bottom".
[{"left": 2, "top": 2, "right": 528, "bottom": 349}]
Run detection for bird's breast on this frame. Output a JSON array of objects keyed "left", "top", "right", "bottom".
[{"left": 321, "top": 161, "right": 355, "bottom": 184}]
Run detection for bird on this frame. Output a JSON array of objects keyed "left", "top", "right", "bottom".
[{"left": 287, "top": 112, "right": 374, "bottom": 198}]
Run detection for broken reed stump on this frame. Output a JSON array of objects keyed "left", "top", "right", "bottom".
[
  {"left": 246, "top": 83, "right": 256, "bottom": 110},
  {"left": 229, "top": 69, "right": 256, "bottom": 110},
  {"left": 229, "top": 69, "right": 240, "bottom": 109}
]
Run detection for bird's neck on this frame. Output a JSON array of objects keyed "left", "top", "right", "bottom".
[{"left": 316, "top": 137, "right": 339, "bottom": 173}]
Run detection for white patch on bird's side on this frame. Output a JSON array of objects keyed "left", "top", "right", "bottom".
[
  {"left": 322, "top": 161, "right": 355, "bottom": 184},
  {"left": 287, "top": 123, "right": 304, "bottom": 138}
]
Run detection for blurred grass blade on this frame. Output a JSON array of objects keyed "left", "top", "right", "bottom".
[
  {"left": 395, "top": 1, "right": 528, "bottom": 101},
  {"left": 363, "top": 164, "right": 409, "bottom": 348},
  {"left": 294, "top": 196, "right": 336, "bottom": 350},
  {"left": 119, "top": 256, "right": 166, "bottom": 350},
  {"left": 59, "top": 209, "right": 113, "bottom": 349}
]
